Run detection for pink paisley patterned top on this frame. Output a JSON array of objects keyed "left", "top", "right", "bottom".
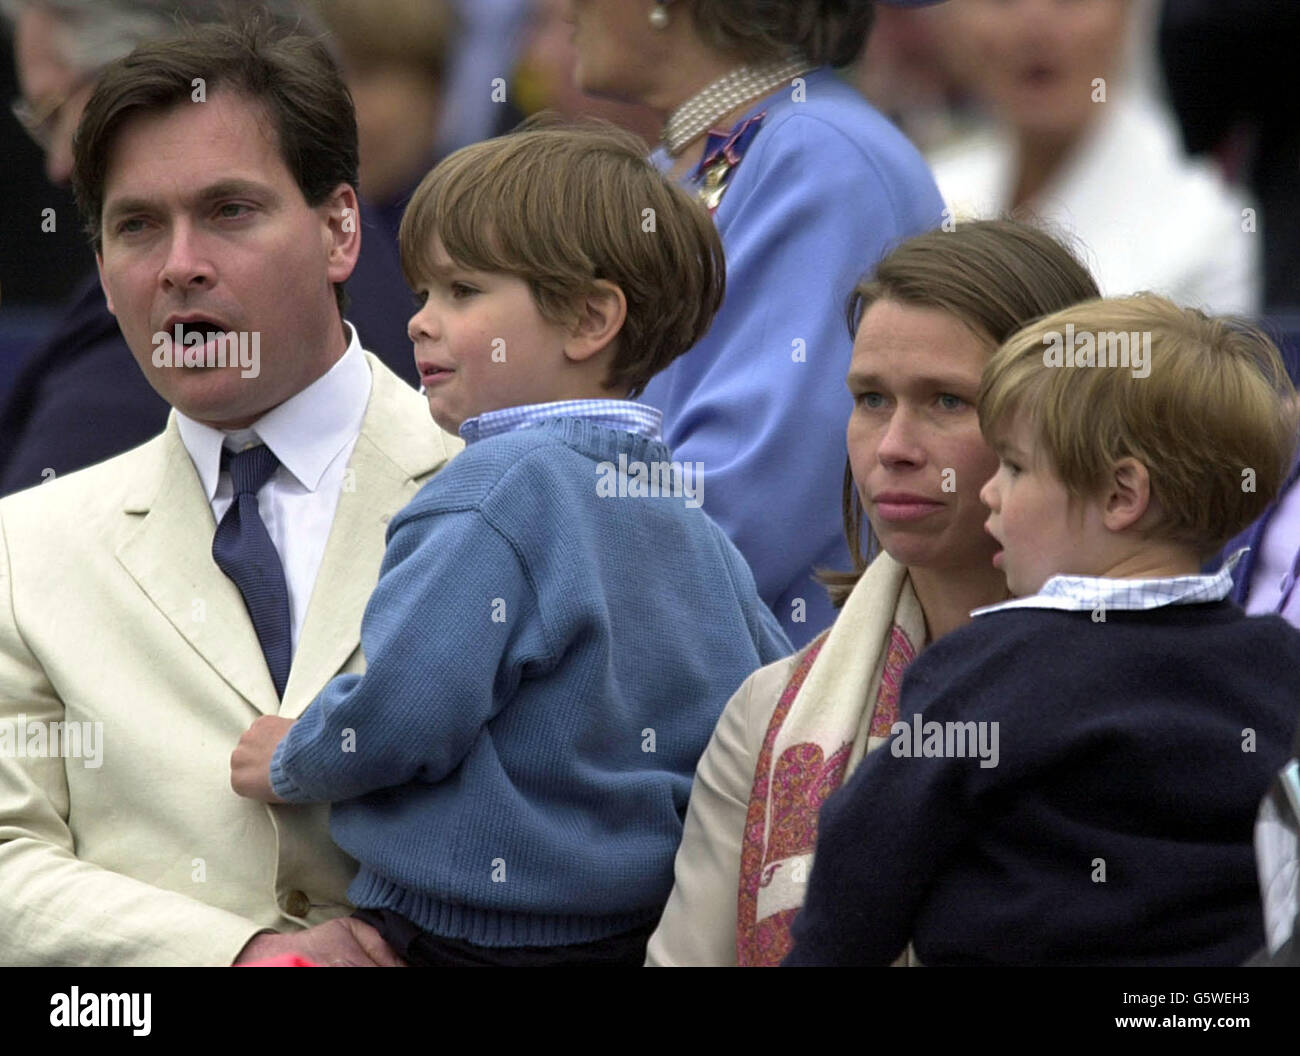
[{"left": 736, "top": 624, "right": 918, "bottom": 966}]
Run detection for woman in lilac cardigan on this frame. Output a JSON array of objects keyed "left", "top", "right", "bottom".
[{"left": 567, "top": 0, "right": 947, "bottom": 646}]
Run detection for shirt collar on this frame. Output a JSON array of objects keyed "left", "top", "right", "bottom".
[
  {"left": 177, "top": 321, "right": 371, "bottom": 500},
  {"left": 971, "top": 548, "right": 1247, "bottom": 619},
  {"left": 458, "top": 399, "right": 663, "bottom": 446}
]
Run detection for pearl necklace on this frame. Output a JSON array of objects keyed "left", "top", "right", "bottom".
[{"left": 662, "top": 57, "right": 813, "bottom": 158}]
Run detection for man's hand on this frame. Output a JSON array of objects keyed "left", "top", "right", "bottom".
[
  {"left": 234, "top": 918, "right": 407, "bottom": 967},
  {"left": 231, "top": 715, "right": 295, "bottom": 802}
]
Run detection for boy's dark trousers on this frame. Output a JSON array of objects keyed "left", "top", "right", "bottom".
[{"left": 352, "top": 907, "right": 655, "bottom": 967}]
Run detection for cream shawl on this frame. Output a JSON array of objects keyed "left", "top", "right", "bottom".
[{"left": 736, "top": 552, "right": 925, "bottom": 966}]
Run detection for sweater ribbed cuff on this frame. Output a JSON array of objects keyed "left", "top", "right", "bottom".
[{"left": 269, "top": 737, "right": 308, "bottom": 802}]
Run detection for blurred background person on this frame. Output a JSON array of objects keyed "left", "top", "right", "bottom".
[
  {"left": 0, "top": 0, "right": 416, "bottom": 497},
  {"left": 0, "top": 0, "right": 91, "bottom": 400},
  {"left": 434, "top": 0, "right": 530, "bottom": 157},
  {"left": 512, "top": 0, "right": 661, "bottom": 144},
  {"left": 563, "top": 0, "right": 947, "bottom": 648},
  {"left": 309, "top": 0, "right": 456, "bottom": 248},
  {"left": 1158, "top": 0, "right": 1300, "bottom": 315},
  {"left": 929, "top": 0, "right": 1258, "bottom": 316},
  {"left": 0, "top": 1, "right": 85, "bottom": 321},
  {"left": 850, "top": 1, "right": 974, "bottom": 155},
  {"left": 307, "top": 0, "right": 461, "bottom": 364}
]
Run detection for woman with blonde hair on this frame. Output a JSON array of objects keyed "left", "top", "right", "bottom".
[{"left": 646, "top": 219, "right": 1100, "bottom": 966}]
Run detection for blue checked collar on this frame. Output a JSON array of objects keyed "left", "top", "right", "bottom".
[
  {"left": 971, "top": 548, "right": 1247, "bottom": 618},
  {"left": 458, "top": 399, "right": 663, "bottom": 446}
]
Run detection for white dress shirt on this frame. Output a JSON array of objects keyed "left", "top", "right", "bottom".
[{"left": 177, "top": 324, "right": 372, "bottom": 655}]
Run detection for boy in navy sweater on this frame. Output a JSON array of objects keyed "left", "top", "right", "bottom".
[
  {"left": 231, "top": 120, "right": 791, "bottom": 965},
  {"left": 787, "top": 294, "right": 1300, "bottom": 966}
]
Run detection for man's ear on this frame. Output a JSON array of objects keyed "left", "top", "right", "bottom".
[
  {"left": 319, "top": 182, "right": 362, "bottom": 285},
  {"left": 1101, "top": 457, "right": 1152, "bottom": 532},
  {"left": 95, "top": 251, "right": 115, "bottom": 316},
  {"left": 564, "top": 280, "right": 627, "bottom": 365}
]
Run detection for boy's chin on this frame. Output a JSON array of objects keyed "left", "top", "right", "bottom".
[
  {"left": 1006, "top": 569, "right": 1046, "bottom": 598},
  {"left": 424, "top": 402, "right": 463, "bottom": 437}
]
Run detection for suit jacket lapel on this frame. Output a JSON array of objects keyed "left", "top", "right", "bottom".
[
  {"left": 115, "top": 357, "right": 456, "bottom": 719},
  {"left": 280, "top": 431, "right": 409, "bottom": 715},
  {"left": 281, "top": 354, "right": 457, "bottom": 716},
  {"left": 116, "top": 416, "right": 281, "bottom": 714}
]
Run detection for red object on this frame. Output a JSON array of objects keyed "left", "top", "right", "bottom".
[{"left": 237, "top": 953, "right": 320, "bottom": 967}]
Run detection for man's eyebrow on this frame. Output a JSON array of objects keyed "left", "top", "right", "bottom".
[
  {"left": 193, "top": 178, "right": 280, "bottom": 205},
  {"left": 102, "top": 196, "right": 154, "bottom": 225},
  {"left": 102, "top": 179, "right": 281, "bottom": 223}
]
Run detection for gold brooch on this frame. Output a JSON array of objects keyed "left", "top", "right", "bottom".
[{"left": 699, "top": 157, "right": 733, "bottom": 211}]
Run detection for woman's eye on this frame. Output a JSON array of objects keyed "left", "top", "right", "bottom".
[
  {"left": 1001, "top": 458, "right": 1021, "bottom": 475},
  {"left": 937, "top": 393, "right": 965, "bottom": 411}
]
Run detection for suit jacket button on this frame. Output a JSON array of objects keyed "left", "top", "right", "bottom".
[{"left": 284, "top": 890, "right": 311, "bottom": 918}]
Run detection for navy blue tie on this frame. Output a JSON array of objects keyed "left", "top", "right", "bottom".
[{"left": 212, "top": 444, "right": 291, "bottom": 697}]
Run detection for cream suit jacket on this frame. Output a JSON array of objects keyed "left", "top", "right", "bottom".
[{"left": 0, "top": 353, "right": 461, "bottom": 966}]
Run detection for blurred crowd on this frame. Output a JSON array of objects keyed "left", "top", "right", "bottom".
[
  {"left": 4, "top": 0, "right": 1298, "bottom": 316},
  {"left": 3, "top": 0, "right": 1297, "bottom": 497}
]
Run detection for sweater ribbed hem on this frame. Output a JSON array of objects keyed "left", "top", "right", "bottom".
[{"left": 350, "top": 869, "right": 660, "bottom": 948}]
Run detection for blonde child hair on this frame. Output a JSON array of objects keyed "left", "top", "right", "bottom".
[{"left": 979, "top": 293, "right": 1298, "bottom": 558}]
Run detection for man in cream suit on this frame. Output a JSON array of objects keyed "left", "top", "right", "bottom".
[{"left": 0, "top": 19, "right": 460, "bottom": 966}]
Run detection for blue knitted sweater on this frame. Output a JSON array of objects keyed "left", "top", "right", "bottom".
[{"left": 271, "top": 418, "right": 791, "bottom": 947}]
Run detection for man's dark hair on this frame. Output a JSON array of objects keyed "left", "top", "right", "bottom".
[{"left": 72, "top": 13, "right": 358, "bottom": 314}]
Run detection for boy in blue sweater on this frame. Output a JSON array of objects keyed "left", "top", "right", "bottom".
[
  {"left": 231, "top": 121, "right": 791, "bottom": 965},
  {"left": 787, "top": 294, "right": 1300, "bottom": 966}
]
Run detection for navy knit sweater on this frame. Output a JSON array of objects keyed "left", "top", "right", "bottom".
[
  {"left": 785, "top": 601, "right": 1300, "bottom": 966},
  {"left": 271, "top": 418, "right": 791, "bottom": 947}
]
